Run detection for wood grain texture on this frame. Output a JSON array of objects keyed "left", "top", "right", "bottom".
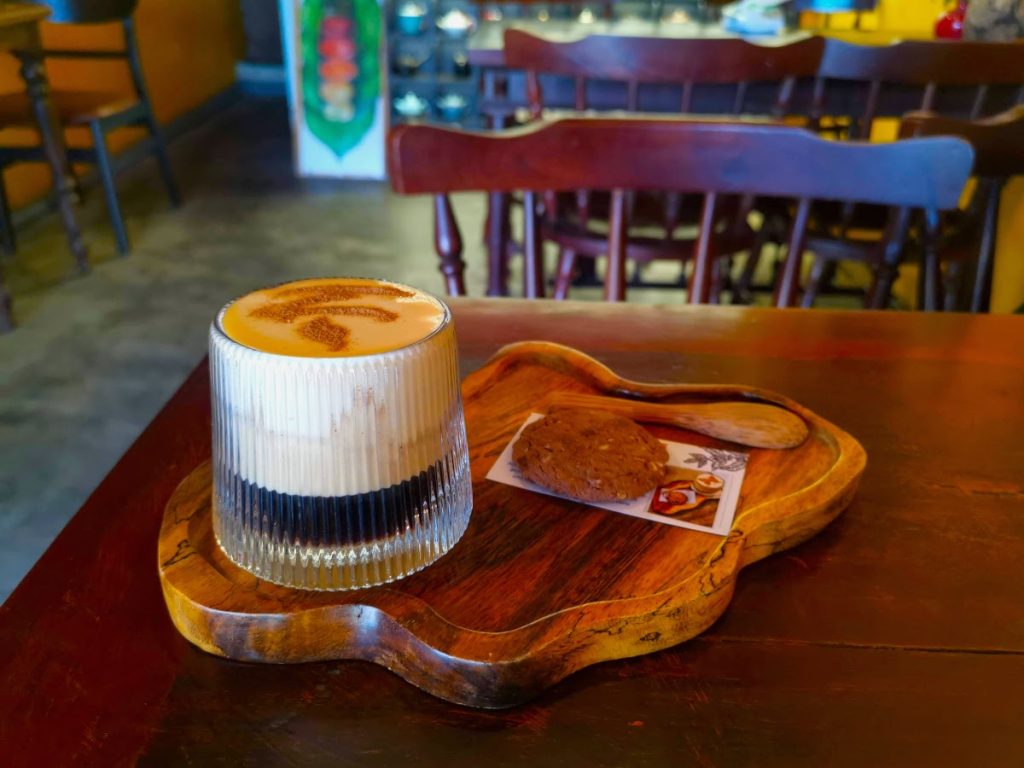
[
  {"left": 4, "top": 302, "right": 1024, "bottom": 767},
  {"left": 158, "top": 342, "right": 864, "bottom": 708}
]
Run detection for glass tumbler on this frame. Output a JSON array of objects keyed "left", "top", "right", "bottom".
[{"left": 209, "top": 290, "right": 472, "bottom": 590}]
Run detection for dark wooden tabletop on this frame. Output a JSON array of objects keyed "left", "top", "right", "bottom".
[{"left": 2, "top": 301, "right": 1023, "bottom": 767}]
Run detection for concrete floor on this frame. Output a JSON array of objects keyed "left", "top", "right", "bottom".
[
  {"left": 0, "top": 95, "right": 848, "bottom": 603},
  {"left": 0, "top": 97, "right": 497, "bottom": 602}
]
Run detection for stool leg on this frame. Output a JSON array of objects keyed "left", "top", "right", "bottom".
[{"left": 91, "top": 122, "right": 130, "bottom": 256}]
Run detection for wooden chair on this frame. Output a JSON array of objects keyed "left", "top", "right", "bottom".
[
  {"left": 389, "top": 117, "right": 973, "bottom": 305},
  {"left": 782, "top": 38, "right": 1024, "bottom": 308},
  {"left": 489, "top": 31, "right": 826, "bottom": 300},
  {"left": 0, "top": 0, "right": 179, "bottom": 256},
  {"left": 899, "top": 106, "right": 1024, "bottom": 313},
  {"left": 814, "top": 38, "right": 1024, "bottom": 134}
]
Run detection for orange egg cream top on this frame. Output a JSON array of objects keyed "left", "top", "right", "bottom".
[{"left": 219, "top": 278, "right": 447, "bottom": 358}]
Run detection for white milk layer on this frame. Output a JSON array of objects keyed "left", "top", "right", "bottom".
[{"left": 209, "top": 313, "right": 462, "bottom": 497}]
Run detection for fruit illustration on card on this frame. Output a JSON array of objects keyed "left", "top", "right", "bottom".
[{"left": 301, "top": 0, "right": 380, "bottom": 159}]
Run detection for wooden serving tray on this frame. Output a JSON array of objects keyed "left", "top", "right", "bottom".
[{"left": 159, "top": 342, "right": 866, "bottom": 709}]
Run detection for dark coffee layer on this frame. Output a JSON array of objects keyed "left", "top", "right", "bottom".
[{"left": 215, "top": 461, "right": 444, "bottom": 547}]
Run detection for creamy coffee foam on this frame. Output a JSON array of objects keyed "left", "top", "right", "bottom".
[
  {"left": 221, "top": 277, "right": 446, "bottom": 358},
  {"left": 211, "top": 278, "right": 460, "bottom": 497}
]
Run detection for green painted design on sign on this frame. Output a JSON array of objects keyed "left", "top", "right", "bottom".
[{"left": 301, "top": 0, "right": 381, "bottom": 159}]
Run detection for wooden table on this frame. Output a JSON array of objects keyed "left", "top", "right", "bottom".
[
  {"left": 0, "top": 3, "right": 88, "bottom": 330},
  {"left": 2, "top": 302, "right": 1023, "bottom": 766}
]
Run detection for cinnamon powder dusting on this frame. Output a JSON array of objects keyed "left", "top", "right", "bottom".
[
  {"left": 272, "top": 284, "right": 413, "bottom": 300},
  {"left": 249, "top": 282, "right": 406, "bottom": 353},
  {"left": 297, "top": 316, "right": 351, "bottom": 351}
]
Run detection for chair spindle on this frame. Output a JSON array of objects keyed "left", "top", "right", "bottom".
[{"left": 433, "top": 194, "right": 465, "bottom": 296}]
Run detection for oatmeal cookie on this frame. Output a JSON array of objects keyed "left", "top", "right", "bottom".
[{"left": 512, "top": 409, "right": 669, "bottom": 502}]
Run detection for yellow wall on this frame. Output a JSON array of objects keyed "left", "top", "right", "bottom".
[
  {"left": 0, "top": 0, "right": 244, "bottom": 209},
  {"left": 875, "top": 0, "right": 947, "bottom": 33},
  {"left": 802, "top": 0, "right": 947, "bottom": 35},
  {"left": 992, "top": 182, "right": 1024, "bottom": 313}
]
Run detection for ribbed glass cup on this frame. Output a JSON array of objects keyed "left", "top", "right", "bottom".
[{"left": 209, "top": 288, "right": 472, "bottom": 590}]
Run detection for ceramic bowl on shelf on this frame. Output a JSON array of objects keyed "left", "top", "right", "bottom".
[
  {"left": 391, "top": 38, "right": 431, "bottom": 76},
  {"left": 436, "top": 92, "right": 468, "bottom": 122},
  {"left": 395, "top": 1, "right": 427, "bottom": 35},
  {"left": 661, "top": 2, "right": 693, "bottom": 24},
  {"left": 436, "top": 8, "right": 477, "bottom": 38},
  {"left": 452, "top": 51, "right": 471, "bottom": 78},
  {"left": 393, "top": 91, "right": 430, "bottom": 118}
]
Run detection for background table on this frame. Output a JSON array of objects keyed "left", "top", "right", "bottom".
[
  {"left": 0, "top": 3, "right": 86, "bottom": 265},
  {"left": 1, "top": 302, "right": 1023, "bottom": 766},
  {"left": 0, "top": 2, "right": 88, "bottom": 330}
]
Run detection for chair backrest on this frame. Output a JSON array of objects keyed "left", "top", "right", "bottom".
[
  {"left": 818, "top": 39, "right": 1024, "bottom": 130},
  {"left": 27, "top": 0, "right": 148, "bottom": 103},
  {"left": 390, "top": 117, "right": 973, "bottom": 303},
  {"left": 504, "top": 30, "right": 826, "bottom": 117},
  {"left": 899, "top": 105, "right": 1024, "bottom": 179},
  {"left": 28, "top": 0, "right": 137, "bottom": 24},
  {"left": 391, "top": 118, "right": 971, "bottom": 205}
]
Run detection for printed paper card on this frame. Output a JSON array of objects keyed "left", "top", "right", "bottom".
[{"left": 486, "top": 413, "right": 748, "bottom": 536}]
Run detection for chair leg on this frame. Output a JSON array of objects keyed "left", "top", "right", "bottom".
[
  {"left": 149, "top": 122, "right": 180, "bottom": 208},
  {"left": 709, "top": 256, "right": 725, "bottom": 305},
  {"left": 0, "top": 267, "right": 12, "bottom": 332},
  {"left": 91, "top": 122, "right": 131, "bottom": 256},
  {"left": 433, "top": 194, "right": 465, "bottom": 296},
  {"left": 734, "top": 215, "right": 774, "bottom": 304},
  {"left": 869, "top": 265, "right": 898, "bottom": 310},
  {"left": 629, "top": 258, "right": 648, "bottom": 287},
  {"left": 920, "top": 208, "right": 942, "bottom": 312},
  {"left": 0, "top": 176, "right": 17, "bottom": 257},
  {"left": 972, "top": 179, "right": 1002, "bottom": 313},
  {"left": 67, "top": 165, "right": 84, "bottom": 203},
  {"left": 868, "top": 206, "right": 913, "bottom": 310},
  {"left": 773, "top": 198, "right": 812, "bottom": 308},
  {"left": 605, "top": 190, "right": 629, "bottom": 302},
  {"left": 553, "top": 248, "right": 577, "bottom": 300},
  {"left": 943, "top": 260, "right": 964, "bottom": 312},
  {"left": 801, "top": 256, "right": 829, "bottom": 308},
  {"left": 522, "top": 191, "right": 545, "bottom": 299},
  {"left": 486, "top": 191, "right": 510, "bottom": 297},
  {"left": 124, "top": 15, "right": 180, "bottom": 207},
  {"left": 572, "top": 249, "right": 598, "bottom": 287}
]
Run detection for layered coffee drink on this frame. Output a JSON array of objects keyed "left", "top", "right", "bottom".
[{"left": 210, "top": 278, "right": 472, "bottom": 590}]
